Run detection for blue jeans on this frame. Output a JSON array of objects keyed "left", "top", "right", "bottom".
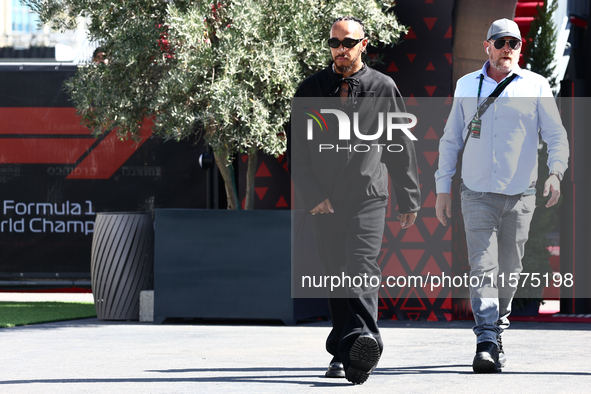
[{"left": 460, "top": 184, "right": 536, "bottom": 344}]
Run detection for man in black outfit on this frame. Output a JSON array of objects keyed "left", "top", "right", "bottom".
[{"left": 288, "top": 16, "right": 421, "bottom": 384}]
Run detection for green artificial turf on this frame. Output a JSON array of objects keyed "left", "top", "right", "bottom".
[{"left": 0, "top": 301, "right": 97, "bottom": 328}]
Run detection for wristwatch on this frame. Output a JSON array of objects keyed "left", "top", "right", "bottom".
[{"left": 549, "top": 171, "right": 563, "bottom": 182}]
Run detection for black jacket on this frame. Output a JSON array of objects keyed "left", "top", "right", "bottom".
[{"left": 288, "top": 63, "right": 421, "bottom": 214}]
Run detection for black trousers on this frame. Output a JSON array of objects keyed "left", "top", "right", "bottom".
[{"left": 311, "top": 198, "right": 387, "bottom": 367}]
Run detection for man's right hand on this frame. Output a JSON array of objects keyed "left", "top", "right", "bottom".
[
  {"left": 435, "top": 193, "right": 452, "bottom": 226},
  {"left": 310, "top": 198, "right": 334, "bottom": 215}
]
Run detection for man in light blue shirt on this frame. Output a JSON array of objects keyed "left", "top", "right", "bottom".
[{"left": 434, "top": 18, "right": 569, "bottom": 373}]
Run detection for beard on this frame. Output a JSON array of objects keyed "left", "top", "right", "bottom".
[
  {"left": 490, "top": 53, "right": 514, "bottom": 73},
  {"left": 333, "top": 50, "right": 362, "bottom": 74}
]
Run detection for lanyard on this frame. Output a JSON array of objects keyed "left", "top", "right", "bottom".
[
  {"left": 477, "top": 74, "right": 484, "bottom": 107},
  {"left": 465, "top": 72, "right": 517, "bottom": 143},
  {"left": 474, "top": 73, "right": 517, "bottom": 120}
]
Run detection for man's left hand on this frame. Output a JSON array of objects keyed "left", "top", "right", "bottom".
[
  {"left": 543, "top": 175, "right": 561, "bottom": 208},
  {"left": 397, "top": 212, "right": 417, "bottom": 229}
]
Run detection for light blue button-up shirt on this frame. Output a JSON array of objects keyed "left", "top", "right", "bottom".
[{"left": 435, "top": 61, "right": 569, "bottom": 195}]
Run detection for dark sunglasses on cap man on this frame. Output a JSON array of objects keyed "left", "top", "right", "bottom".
[
  {"left": 327, "top": 37, "right": 364, "bottom": 48},
  {"left": 489, "top": 38, "right": 522, "bottom": 50}
]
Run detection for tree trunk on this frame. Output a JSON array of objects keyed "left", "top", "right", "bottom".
[
  {"left": 213, "top": 148, "right": 239, "bottom": 210},
  {"left": 244, "top": 149, "right": 258, "bottom": 210}
]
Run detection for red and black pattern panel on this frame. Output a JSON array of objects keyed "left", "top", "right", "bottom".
[
  {"left": 369, "top": 0, "right": 454, "bottom": 100},
  {"left": 238, "top": 153, "right": 291, "bottom": 210},
  {"left": 375, "top": 0, "right": 455, "bottom": 321},
  {"left": 378, "top": 96, "right": 453, "bottom": 322}
]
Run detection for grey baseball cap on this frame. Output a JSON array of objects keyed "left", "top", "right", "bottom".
[{"left": 487, "top": 18, "right": 522, "bottom": 40}]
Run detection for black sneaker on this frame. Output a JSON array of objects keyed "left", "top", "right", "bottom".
[
  {"left": 472, "top": 341, "right": 502, "bottom": 373},
  {"left": 345, "top": 333, "right": 381, "bottom": 384},
  {"left": 497, "top": 336, "right": 506, "bottom": 368}
]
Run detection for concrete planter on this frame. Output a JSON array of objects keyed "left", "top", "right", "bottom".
[{"left": 153, "top": 209, "right": 328, "bottom": 325}]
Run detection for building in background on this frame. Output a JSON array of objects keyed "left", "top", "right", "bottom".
[{"left": 0, "top": 0, "right": 88, "bottom": 62}]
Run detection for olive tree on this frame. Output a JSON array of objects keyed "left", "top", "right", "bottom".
[{"left": 27, "top": 0, "right": 406, "bottom": 209}]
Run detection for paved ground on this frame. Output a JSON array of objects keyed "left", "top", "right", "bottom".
[{"left": 1, "top": 312, "right": 590, "bottom": 393}]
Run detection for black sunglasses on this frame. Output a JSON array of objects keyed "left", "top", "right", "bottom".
[
  {"left": 490, "top": 38, "right": 522, "bottom": 50},
  {"left": 327, "top": 37, "right": 364, "bottom": 49}
]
